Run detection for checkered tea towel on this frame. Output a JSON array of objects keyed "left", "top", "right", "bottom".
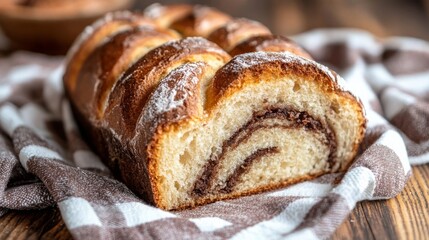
[{"left": 1, "top": 29, "right": 427, "bottom": 239}]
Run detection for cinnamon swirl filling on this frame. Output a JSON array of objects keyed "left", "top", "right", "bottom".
[{"left": 192, "top": 107, "right": 337, "bottom": 197}]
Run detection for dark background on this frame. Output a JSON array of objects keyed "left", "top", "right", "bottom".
[
  {"left": 0, "top": 0, "right": 428, "bottom": 54},
  {"left": 134, "top": 0, "right": 429, "bottom": 40}
]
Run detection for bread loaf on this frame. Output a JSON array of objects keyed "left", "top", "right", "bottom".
[{"left": 63, "top": 4, "right": 366, "bottom": 210}]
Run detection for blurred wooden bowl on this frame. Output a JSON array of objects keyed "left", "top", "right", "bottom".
[{"left": 0, "top": 0, "right": 134, "bottom": 54}]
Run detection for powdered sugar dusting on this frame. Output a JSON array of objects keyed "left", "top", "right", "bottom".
[
  {"left": 258, "top": 37, "right": 284, "bottom": 49},
  {"left": 229, "top": 51, "right": 306, "bottom": 70},
  {"left": 229, "top": 52, "right": 357, "bottom": 98},
  {"left": 183, "top": 37, "right": 228, "bottom": 56},
  {"left": 225, "top": 52, "right": 364, "bottom": 118},
  {"left": 66, "top": 11, "right": 138, "bottom": 63},
  {"left": 144, "top": 3, "right": 163, "bottom": 18},
  {"left": 132, "top": 62, "right": 205, "bottom": 145},
  {"left": 151, "top": 63, "right": 202, "bottom": 114},
  {"left": 65, "top": 11, "right": 152, "bottom": 66},
  {"left": 225, "top": 18, "right": 264, "bottom": 33},
  {"left": 225, "top": 20, "right": 242, "bottom": 33},
  {"left": 156, "top": 37, "right": 229, "bottom": 60}
]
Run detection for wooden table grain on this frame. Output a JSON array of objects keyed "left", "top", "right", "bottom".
[{"left": 1, "top": 165, "right": 428, "bottom": 239}]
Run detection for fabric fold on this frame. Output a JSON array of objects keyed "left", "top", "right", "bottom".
[{"left": 0, "top": 29, "right": 427, "bottom": 239}]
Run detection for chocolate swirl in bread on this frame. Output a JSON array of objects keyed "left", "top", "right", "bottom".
[
  {"left": 192, "top": 106, "right": 337, "bottom": 197},
  {"left": 64, "top": 4, "right": 366, "bottom": 210}
]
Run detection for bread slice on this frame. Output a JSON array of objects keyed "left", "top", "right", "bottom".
[{"left": 129, "top": 52, "right": 365, "bottom": 210}]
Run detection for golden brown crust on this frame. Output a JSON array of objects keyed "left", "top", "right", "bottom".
[
  {"left": 174, "top": 171, "right": 327, "bottom": 210},
  {"left": 169, "top": 5, "right": 231, "bottom": 37},
  {"left": 104, "top": 37, "right": 230, "bottom": 138},
  {"left": 229, "top": 35, "right": 313, "bottom": 59},
  {"left": 144, "top": 3, "right": 193, "bottom": 28},
  {"left": 63, "top": 11, "right": 155, "bottom": 95},
  {"left": 72, "top": 26, "right": 180, "bottom": 121},
  {"left": 208, "top": 18, "right": 271, "bottom": 51},
  {"left": 207, "top": 53, "right": 340, "bottom": 109},
  {"left": 326, "top": 70, "right": 367, "bottom": 171}
]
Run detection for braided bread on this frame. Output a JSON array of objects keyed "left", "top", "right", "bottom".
[{"left": 64, "top": 4, "right": 366, "bottom": 210}]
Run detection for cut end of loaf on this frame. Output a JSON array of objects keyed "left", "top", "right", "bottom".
[{"left": 142, "top": 52, "right": 366, "bottom": 210}]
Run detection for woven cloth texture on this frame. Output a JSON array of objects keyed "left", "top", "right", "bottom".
[{"left": 1, "top": 29, "right": 428, "bottom": 239}]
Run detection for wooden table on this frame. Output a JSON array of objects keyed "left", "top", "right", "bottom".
[{"left": 1, "top": 165, "right": 428, "bottom": 239}]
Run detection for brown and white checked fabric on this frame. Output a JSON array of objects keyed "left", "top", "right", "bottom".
[{"left": 0, "top": 29, "right": 427, "bottom": 239}]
